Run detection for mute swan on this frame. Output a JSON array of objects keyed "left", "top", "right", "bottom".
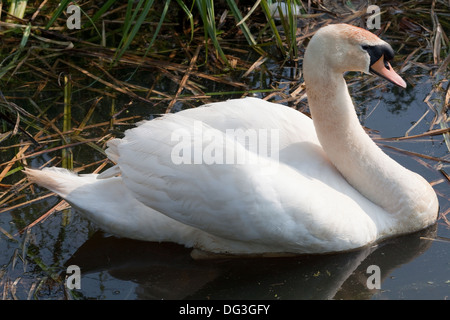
[{"left": 26, "top": 24, "right": 438, "bottom": 259}]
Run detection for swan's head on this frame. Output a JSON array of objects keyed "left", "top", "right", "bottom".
[{"left": 304, "top": 24, "right": 406, "bottom": 88}]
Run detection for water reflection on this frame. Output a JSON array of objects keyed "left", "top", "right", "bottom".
[{"left": 66, "top": 225, "right": 437, "bottom": 300}]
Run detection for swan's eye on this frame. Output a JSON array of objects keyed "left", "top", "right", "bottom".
[
  {"left": 384, "top": 60, "right": 390, "bottom": 70},
  {"left": 361, "top": 45, "right": 370, "bottom": 51}
]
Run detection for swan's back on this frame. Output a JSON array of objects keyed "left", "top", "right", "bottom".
[
  {"left": 99, "top": 98, "right": 393, "bottom": 254},
  {"left": 173, "top": 97, "right": 320, "bottom": 149}
]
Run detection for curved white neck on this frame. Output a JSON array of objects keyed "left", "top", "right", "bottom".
[{"left": 303, "top": 62, "right": 437, "bottom": 229}]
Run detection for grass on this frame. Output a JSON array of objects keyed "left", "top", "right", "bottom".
[{"left": 0, "top": 0, "right": 449, "bottom": 299}]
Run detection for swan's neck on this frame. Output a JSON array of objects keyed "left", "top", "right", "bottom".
[{"left": 304, "top": 66, "right": 437, "bottom": 227}]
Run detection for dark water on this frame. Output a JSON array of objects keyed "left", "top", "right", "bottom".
[{"left": 1, "top": 48, "right": 449, "bottom": 300}]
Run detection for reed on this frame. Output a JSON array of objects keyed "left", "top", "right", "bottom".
[
  {"left": 61, "top": 74, "right": 73, "bottom": 170},
  {"left": 5, "top": 0, "right": 28, "bottom": 23}
]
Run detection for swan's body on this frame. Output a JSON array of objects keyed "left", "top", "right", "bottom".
[{"left": 26, "top": 24, "right": 438, "bottom": 258}]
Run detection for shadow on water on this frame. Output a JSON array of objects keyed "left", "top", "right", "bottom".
[{"left": 65, "top": 224, "right": 438, "bottom": 300}]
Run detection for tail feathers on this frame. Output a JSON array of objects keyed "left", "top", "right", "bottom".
[
  {"left": 105, "top": 138, "right": 121, "bottom": 163},
  {"left": 97, "top": 165, "right": 121, "bottom": 179},
  {"left": 96, "top": 138, "right": 123, "bottom": 179},
  {"left": 25, "top": 167, "right": 203, "bottom": 245},
  {"left": 24, "top": 167, "right": 96, "bottom": 198}
]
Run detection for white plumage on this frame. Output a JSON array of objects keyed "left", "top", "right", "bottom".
[{"left": 26, "top": 24, "right": 438, "bottom": 258}]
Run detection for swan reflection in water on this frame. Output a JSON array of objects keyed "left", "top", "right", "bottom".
[{"left": 65, "top": 225, "right": 437, "bottom": 300}]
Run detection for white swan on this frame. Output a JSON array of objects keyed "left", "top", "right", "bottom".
[{"left": 26, "top": 24, "right": 438, "bottom": 259}]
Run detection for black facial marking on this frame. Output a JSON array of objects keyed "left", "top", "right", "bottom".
[{"left": 361, "top": 44, "right": 395, "bottom": 66}]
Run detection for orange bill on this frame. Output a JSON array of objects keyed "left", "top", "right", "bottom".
[{"left": 370, "top": 56, "right": 407, "bottom": 88}]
